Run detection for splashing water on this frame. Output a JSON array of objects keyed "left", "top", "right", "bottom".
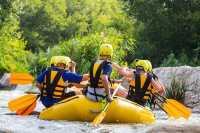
[{"left": 0, "top": 88, "right": 199, "bottom": 133}]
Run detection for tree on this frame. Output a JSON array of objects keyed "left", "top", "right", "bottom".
[
  {"left": 0, "top": 11, "right": 30, "bottom": 74},
  {"left": 125, "top": 0, "right": 200, "bottom": 66}
]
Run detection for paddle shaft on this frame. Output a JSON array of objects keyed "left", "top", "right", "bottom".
[
  {"left": 101, "top": 85, "right": 120, "bottom": 112},
  {"left": 92, "top": 84, "right": 121, "bottom": 126},
  {"left": 151, "top": 92, "right": 168, "bottom": 114},
  {"left": 154, "top": 92, "right": 188, "bottom": 113}
]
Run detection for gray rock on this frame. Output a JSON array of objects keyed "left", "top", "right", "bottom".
[
  {"left": 0, "top": 73, "right": 11, "bottom": 89},
  {"left": 154, "top": 66, "right": 200, "bottom": 112}
]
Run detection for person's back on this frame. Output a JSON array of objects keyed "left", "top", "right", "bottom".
[
  {"left": 36, "top": 56, "right": 83, "bottom": 107},
  {"left": 85, "top": 44, "right": 113, "bottom": 102},
  {"left": 113, "top": 59, "right": 165, "bottom": 106},
  {"left": 127, "top": 69, "right": 154, "bottom": 106},
  {"left": 86, "top": 59, "right": 112, "bottom": 102}
]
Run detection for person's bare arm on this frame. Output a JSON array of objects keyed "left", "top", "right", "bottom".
[
  {"left": 112, "top": 62, "right": 133, "bottom": 77},
  {"left": 64, "top": 74, "right": 89, "bottom": 88},
  {"left": 151, "top": 79, "right": 165, "bottom": 95},
  {"left": 112, "top": 62, "right": 122, "bottom": 70},
  {"left": 82, "top": 73, "right": 89, "bottom": 81},
  {"left": 36, "top": 82, "right": 43, "bottom": 91},
  {"left": 69, "top": 61, "right": 76, "bottom": 73},
  {"left": 102, "top": 74, "right": 112, "bottom": 102},
  {"left": 67, "top": 83, "right": 88, "bottom": 88}
]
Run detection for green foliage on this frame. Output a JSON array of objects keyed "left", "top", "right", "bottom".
[
  {"left": 0, "top": 12, "right": 30, "bottom": 74},
  {"left": 17, "top": 0, "right": 67, "bottom": 52},
  {"left": 125, "top": 0, "right": 200, "bottom": 66},
  {"left": 0, "top": 0, "right": 135, "bottom": 75},
  {"left": 1, "top": 0, "right": 199, "bottom": 75},
  {"left": 50, "top": 34, "right": 101, "bottom": 73},
  {"left": 50, "top": 31, "right": 133, "bottom": 75},
  {"left": 161, "top": 52, "right": 200, "bottom": 67},
  {"left": 165, "top": 77, "right": 187, "bottom": 103},
  {"left": 15, "top": 0, "right": 135, "bottom": 53},
  {"left": 160, "top": 53, "right": 182, "bottom": 67},
  {"left": 0, "top": 0, "right": 12, "bottom": 23},
  {"left": 28, "top": 52, "right": 49, "bottom": 75}
]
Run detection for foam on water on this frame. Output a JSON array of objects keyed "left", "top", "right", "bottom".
[{"left": 0, "top": 89, "right": 199, "bottom": 133}]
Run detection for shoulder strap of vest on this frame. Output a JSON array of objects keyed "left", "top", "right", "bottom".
[
  {"left": 40, "top": 67, "right": 51, "bottom": 97},
  {"left": 89, "top": 60, "right": 96, "bottom": 88},
  {"left": 89, "top": 60, "right": 106, "bottom": 88},
  {"left": 135, "top": 71, "right": 141, "bottom": 94},
  {"left": 152, "top": 72, "right": 158, "bottom": 80},
  {"left": 135, "top": 71, "right": 152, "bottom": 98},
  {"left": 47, "top": 68, "right": 65, "bottom": 98},
  {"left": 142, "top": 73, "right": 152, "bottom": 93},
  {"left": 46, "top": 68, "right": 51, "bottom": 89}
]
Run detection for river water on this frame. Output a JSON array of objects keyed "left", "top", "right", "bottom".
[{"left": 0, "top": 88, "right": 200, "bottom": 133}]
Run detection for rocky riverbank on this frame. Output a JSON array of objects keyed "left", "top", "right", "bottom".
[{"left": 154, "top": 66, "right": 200, "bottom": 112}]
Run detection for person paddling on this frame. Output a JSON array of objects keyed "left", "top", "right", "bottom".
[
  {"left": 85, "top": 44, "right": 114, "bottom": 102},
  {"left": 36, "top": 56, "right": 87, "bottom": 108},
  {"left": 113, "top": 59, "right": 165, "bottom": 106}
]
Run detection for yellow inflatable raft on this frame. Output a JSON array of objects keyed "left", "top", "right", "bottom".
[{"left": 39, "top": 95, "right": 155, "bottom": 124}]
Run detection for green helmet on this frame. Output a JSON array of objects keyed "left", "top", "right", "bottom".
[
  {"left": 134, "top": 59, "right": 152, "bottom": 72},
  {"left": 145, "top": 60, "right": 152, "bottom": 72},
  {"left": 99, "top": 44, "right": 113, "bottom": 59},
  {"left": 50, "top": 56, "right": 71, "bottom": 67}
]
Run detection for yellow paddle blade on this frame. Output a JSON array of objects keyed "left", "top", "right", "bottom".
[
  {"left": 8, "top": 94, "right": 37, "bottom": 112},
  {"left": 10, "top": 73, "right": 34, "bottom": 85},
  {"left": 166, "top": 99, "right": 191, "bottom": 119},
  {"left": 92, "top": 111, "right": 106, "bottom": 126},
  {"left": 163, "top": 102, "right": 183, "bottom": 118},
  {"left": 16, "top": 101, "right": 37, "bottom": 115}
]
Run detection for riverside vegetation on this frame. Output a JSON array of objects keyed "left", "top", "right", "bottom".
[{"left": 0, "top": 0, "right": 199, "bottom": 76}]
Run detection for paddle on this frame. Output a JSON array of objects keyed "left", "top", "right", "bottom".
[
  {"left": 8, "top": 94, "right": 38, "bottom": 112},
  {"left": 92, "top": 84, "right": 120, "bottom": 126},
  {"left": 152, "top": 92, "right": 191, "bottom": 119},
  {"left": 16, "top": 98, "right": 37, "bottom": 115},
  {"left": 8, "top": 94, "right": 39, "bottom": 115},
  {"left": 8, "top": 70, "right": 63, "bottom": 115},
  {"left": 10, "top": 72, "right": 34, "bottom": 85}
]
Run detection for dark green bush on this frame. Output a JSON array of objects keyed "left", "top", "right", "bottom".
[{"left": 165, "top": 77, "right": 187, "bottom": 103}]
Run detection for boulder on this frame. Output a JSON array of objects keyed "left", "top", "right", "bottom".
[
  {"left": 0, "top": 73, "right": 11, "bottom": 89},
  {"left": 154, "top": 66, "right": 200, "bottom": 112}
]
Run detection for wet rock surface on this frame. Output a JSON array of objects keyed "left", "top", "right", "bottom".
[
  {"left": 154, "top": 66, "right": 200, "bottom": 112},
  {"left": 0, "top": 73, "right": 12, "bottom": 89}
]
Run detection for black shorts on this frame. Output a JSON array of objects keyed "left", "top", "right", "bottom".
[{"left": 64, "top": 91, "right": 76, "bottom": 98}]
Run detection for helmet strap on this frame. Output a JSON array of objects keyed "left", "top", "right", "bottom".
[
  {"left": 56, "top": 63, "right": 67, "bottom": 69},
  {"left": 136, "top": 67, "right": 144, "bottom": 72},
  {"left": 99, "top": 55, "right": 111, "bottom": 60}
]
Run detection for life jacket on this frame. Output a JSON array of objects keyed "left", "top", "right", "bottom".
[
  {"left": 127, "top": 70, "right": 153, "bottom": 105},
  {"left": 41, "top": 67, "right": 66, "bottom": 100},
  {"left": 148, "top": 72, "right": 161, "bottom": 109},
  {"left": 87, "top": 59, "right": 112, "bottom": 101}
]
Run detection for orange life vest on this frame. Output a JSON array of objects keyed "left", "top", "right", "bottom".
[
  {"left": 127, "top": 71, "right": 154, "bottom": 105},
  {"left": 42, "top": 68, "right": 66, "bottom": 99}
]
